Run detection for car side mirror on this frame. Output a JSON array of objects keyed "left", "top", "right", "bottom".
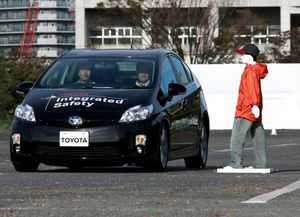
[
  {"left": 16, "top": 82, "right": 34, "bottom": 95},
  {"left": 158, "top": 83, "right": 186, "bottom": 104},
  {"left": 168, "top": 83, "right": 186, "bottom": 97}
]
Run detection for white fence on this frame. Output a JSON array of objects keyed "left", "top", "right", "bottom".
[{"left": 189, "top": 64, "right": 300, "bottom": 130}]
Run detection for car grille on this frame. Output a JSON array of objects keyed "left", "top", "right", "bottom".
[
  {"left": 34, "top": 144, "right": 119, "bottom": 158},
  {"left": 37, "top": 119, "right": 119, "bottom": 128}
]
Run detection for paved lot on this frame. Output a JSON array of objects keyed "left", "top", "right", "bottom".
[{"left": 1, "top": 130, "right": 300, "bottom": 217}]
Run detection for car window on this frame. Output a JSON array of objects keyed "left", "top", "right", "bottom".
[
  {"left": 181, "top": 61, "right": 194, "bottom": 82},
  {"left": 160, "top": 58, "right": 177, "bottom": 95},
  {"left": 37, "top": 58, "right": 155, "bottom": 89},
  {"left": 169, "top": 55, "right": 191, "bottom": 86}
]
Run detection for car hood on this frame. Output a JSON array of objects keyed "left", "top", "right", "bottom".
[{"left": 24, "top": 88, "right": 152, "bottom": 122}]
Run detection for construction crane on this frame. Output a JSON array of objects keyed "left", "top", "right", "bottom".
[{"left": 19, "top": 0, "right": 40, "bottom": 63}]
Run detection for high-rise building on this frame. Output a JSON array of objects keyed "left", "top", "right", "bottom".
[{"left": 0, "top": 0, "right": 75, "bottom": 58}]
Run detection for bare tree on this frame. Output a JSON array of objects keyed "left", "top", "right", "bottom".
[
  {"left": 213, "top": 9, "right": 267, "bottom": 63},
  {"left": 95, "top": 0, "right": 295, "bottom": 63},
  {"left": 263, "top": 29, "right": 300, "bottom": 63},
  {"left": 96, "top": 0, "right": 231, "bottom": 62},
  {"left": 96, "top": 0, "right": 188, "bottom": 59}
]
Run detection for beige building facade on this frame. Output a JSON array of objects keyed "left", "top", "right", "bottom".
[{"left": 75, "top": 0, "right": 300, "bottom": 58}]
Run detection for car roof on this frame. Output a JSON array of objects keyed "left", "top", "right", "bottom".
[{"left": 61, "top": 48, "right": 176, "bottom": 59}]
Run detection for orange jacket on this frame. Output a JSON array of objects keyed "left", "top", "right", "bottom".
[{"left": 235, "top": 63, "right": 268, "bottom": 122}]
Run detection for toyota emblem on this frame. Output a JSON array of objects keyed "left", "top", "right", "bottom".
[{"left": 68, "top": 116, "right": 83, "bottom": 126}]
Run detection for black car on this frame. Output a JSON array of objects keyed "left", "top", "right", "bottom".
[{"left": 10, "top": 49, "right": 209, "bottom": 171}]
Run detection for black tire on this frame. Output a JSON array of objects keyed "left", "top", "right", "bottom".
[
  {"left": 13, "top": 162, "right": 39, "bottom": 172},
  {"left": 145, "top": 123, "right": 169, "bottom": 170},
  {"left": 184, "top": 125, "right": 208, "bottom": 169}
]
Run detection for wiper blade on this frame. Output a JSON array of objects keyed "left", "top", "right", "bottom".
[{"left": 53, "top": 84, "right": 115, "bottom": 89}]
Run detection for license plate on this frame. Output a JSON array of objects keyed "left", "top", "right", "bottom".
[{"left": 59, "top": 131, "right": 89, "bottom": 147}]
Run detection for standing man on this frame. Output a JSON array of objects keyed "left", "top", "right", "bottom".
[{"left": 225, "top": 43, "right": 268, "bottom": 169}]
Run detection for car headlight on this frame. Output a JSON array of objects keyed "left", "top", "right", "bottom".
[
  {"left": 14, "top": 103, "right": 36, "bottom": 122},
  {"left": 119, "top": 104, "right": 153, "bottom": 123}
]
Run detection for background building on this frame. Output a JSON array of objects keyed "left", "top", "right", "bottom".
[
  {"left": 0, "top": 0, "right": 75, "bottom": 58},
  {"left": 75, "top": 0, "right": 300, "bottom": 61}
]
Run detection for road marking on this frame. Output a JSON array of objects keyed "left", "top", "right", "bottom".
[
  {"left": 215, "top": 143, "right": 299, "bottom": 153},
  {"left": 0, "top": 207, "right": 30, "bottom": 211},
  {"left": 217, "top": 167, "right": 273, "bottom": 174},
  {"left": 0, "top": 199, "right": 25, "bottom": 202},
  {"left": 0, "top": 173, "right": 3, "bottom": 175},
  {"left": 274, "top": 143, "right": 298, "bottom": 147},
  {"left": 216, "top": 147, "right": 252, "bottom": 153},
  {"left": 241, "top": 179, "right": 300, "bottom": 204}
]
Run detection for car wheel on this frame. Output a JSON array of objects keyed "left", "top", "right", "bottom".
[
  {"left": 184, "top": 125, "right": 208, "bottom": 169},
  {"left": 13, "top": 162, "right": 39, "bottom": 172},
  {"left": 145, "top": 123, "right": 169, "bottom": 170}
]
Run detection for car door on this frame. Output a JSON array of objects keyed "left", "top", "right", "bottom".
[
  {"left": 168, "top": 55, "right": 200, "bottom": 158},
  {"left": 158, "top": 57, "right": 186, "bottom": 160}
]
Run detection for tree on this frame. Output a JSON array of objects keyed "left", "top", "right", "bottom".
[
  {"left": 0, "top": 49, "right": 47, "bottom": 115},
  {"left": 95, "top": 0, "right": 236, "bottom": 63},
  {"left": 94, "top": 0, "right": 273, "bottom": 63},
  {"left": 262, "top": 29, "right": 300, "bottom": 63},
  {"left": 94, "top": 0, "right": 297, "bottom": 63},
  {"left": 95, "top": 0, "right": 187, "bottom": 57},
  {"left": 214, "top": 9, "right": 267, "bottom": 63}
]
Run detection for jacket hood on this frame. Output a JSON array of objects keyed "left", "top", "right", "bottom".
[{"left": 247, "top": 63, "right": 268, "bottom": 79}]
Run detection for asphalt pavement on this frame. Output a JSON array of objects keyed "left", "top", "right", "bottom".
[{"left": 1, "top": 130, "right": 300, "bottom": 217}]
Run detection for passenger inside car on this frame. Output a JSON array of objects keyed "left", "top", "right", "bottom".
[
  {"left": 77, "top": 63, "right": 93, "bottom": 84},
  {"left": 135, "top": 62, "right": 152, "bottom": 87}
]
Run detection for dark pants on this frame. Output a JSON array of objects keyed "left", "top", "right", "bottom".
[{"left": 229, "top": 118, "right": 267, "bottom": 168}]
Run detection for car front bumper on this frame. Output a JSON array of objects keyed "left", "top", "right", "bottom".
[{"left": 10, "top": 118, "right": 161, "bottom": 167}]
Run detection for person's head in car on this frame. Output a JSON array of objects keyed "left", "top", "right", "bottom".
[
  {"left": 136, "top": 62, "right": 152, "bottom": 87},
  {"left": 77, "top": 63, "right": 91, "bottom": 84}
]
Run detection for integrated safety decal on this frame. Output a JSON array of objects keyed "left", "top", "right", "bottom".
[{"left": 44, "top": 94, "right": 126, "bottom": 110}]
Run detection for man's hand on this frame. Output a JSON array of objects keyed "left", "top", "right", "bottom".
[{"left": 252, "top": 105, "right": 260, "bottom": 118}]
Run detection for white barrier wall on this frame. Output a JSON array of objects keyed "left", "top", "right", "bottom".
[{"left": 189, "top": 64, "right": 300, "bottom": 130}]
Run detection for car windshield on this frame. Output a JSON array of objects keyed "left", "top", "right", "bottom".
[{"left": 37, "top": 58, "right": 155, "bottom": 89}]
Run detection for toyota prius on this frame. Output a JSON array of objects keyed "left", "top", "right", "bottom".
[{"left": 10, "top": 49, "right": 209, "bottom": 171}]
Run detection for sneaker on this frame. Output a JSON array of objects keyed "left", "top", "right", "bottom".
[{"left": 223, "top": 164, "right": 243, "bottom": 169}]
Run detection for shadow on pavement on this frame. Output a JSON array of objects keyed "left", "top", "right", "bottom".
[{"left": 32, "top": 165, "right": 218, "bottom": 174}]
